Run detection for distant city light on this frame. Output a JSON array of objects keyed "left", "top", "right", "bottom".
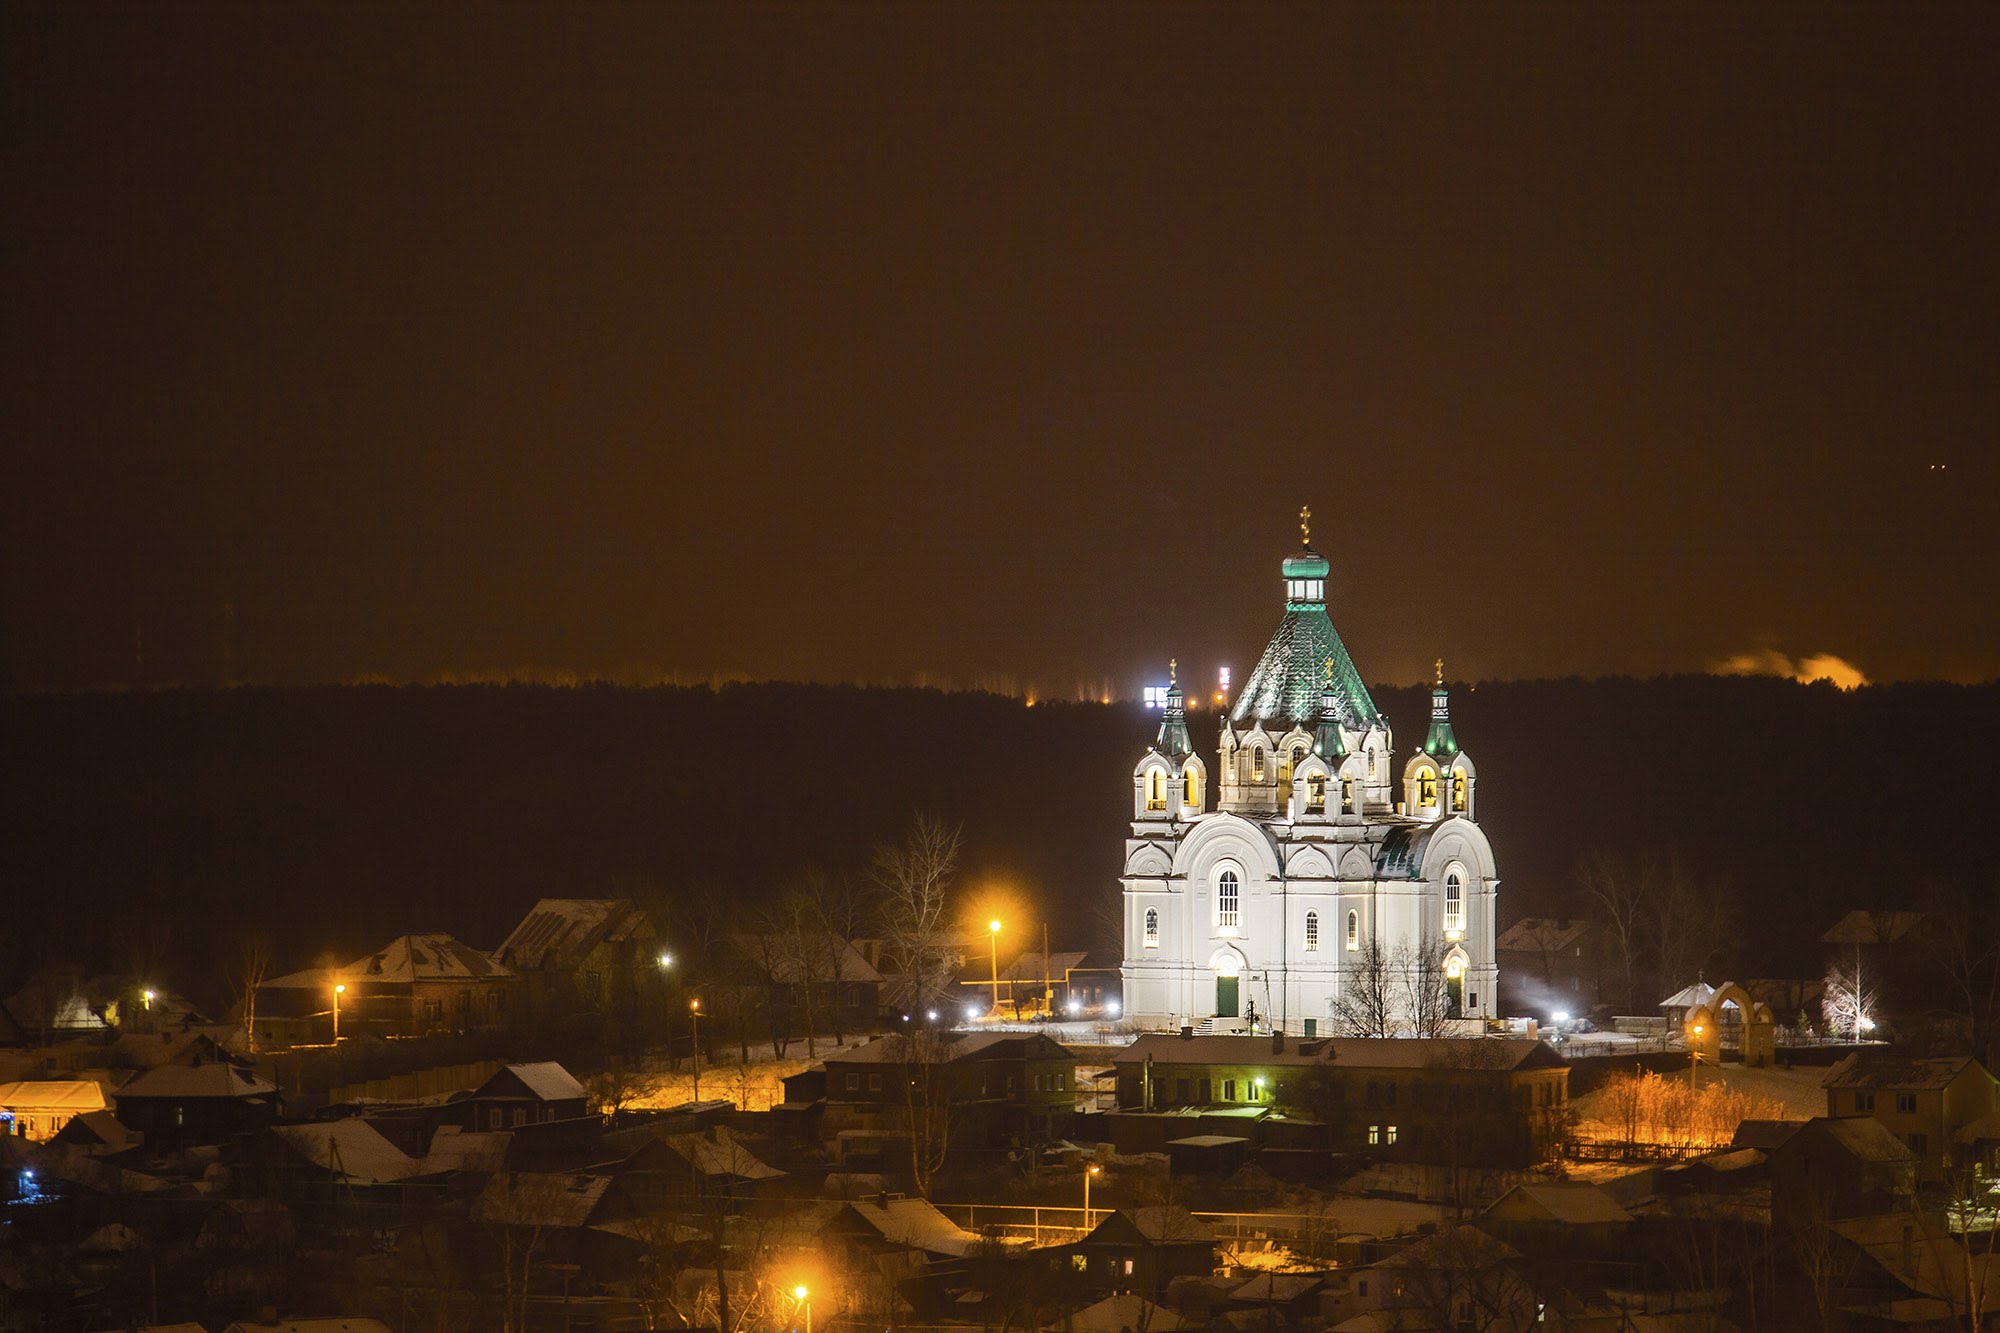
[
  {"left": 1067, "top": 998, "right": 1082, "bottom": 1015},
  {"left": 926, "top": 1009, "right": 938, "bottom": 1021},
  {"left": 1218, "top": 666, "right": 1231, "bottom": 690},
  {"left": 965, "top": 1004, "right": 982, "bottom": 1021},
  {"left": 1142, "top": 685, "right": 1169, "bottom": 709},
  {"left": 1552, "top": 1011, "right": 1569, "bottom": 1025},
  {"left": 1107, "top": 999, "right": 1121, "bottom": 1016}
]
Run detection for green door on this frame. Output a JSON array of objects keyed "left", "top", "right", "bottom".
[{"left": 1216, "top": 976, "right": 1239, "bottom": 1018}]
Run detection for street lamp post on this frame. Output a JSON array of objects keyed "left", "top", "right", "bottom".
[
  {"left": 988, "top": 919, "right": 1003, "bottom": 1015},
  {"left": 1688, "top": 1023, "right": 1703, "bottom": 1091},
  {"left": 793, "top": 1284, "right": 811, "bottom": 1333},
  {"left": 1083, "top": 1163, "right": 1101, "bottom": 1231},
  {"left": 333, "top": 983, "right": 346, "bottom": 1043},
  {"left": 689, "top": 998, "right": 702, "bottom": 1102}
]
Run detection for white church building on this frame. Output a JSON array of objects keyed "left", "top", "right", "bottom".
[{"left": 1119, "top": 521, "right": 1499, "bottom": 1035}]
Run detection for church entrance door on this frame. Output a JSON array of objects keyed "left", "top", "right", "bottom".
[{"left": 1216, "top": 976, "right": 1239, "bottom": 1018}]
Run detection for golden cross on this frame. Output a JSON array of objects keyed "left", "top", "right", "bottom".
[
  {"left": 1299, "top": 504, "right": 1312, "bottom": 547},
  {"left": 1435, "top": 657, "right": 1445, "bottom": 686},
  {"left": 1169, "top": 657, "right": 1177, "bottom": 686},
  {"left": 1324, "top": 655, "right": 1335, "bottom": 687}
]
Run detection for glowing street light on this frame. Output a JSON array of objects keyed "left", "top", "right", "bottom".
[
  {"left": 1083, "top": 1163, "right": 1102, "bottom": 1230},
  {"left": 792, "top": 1285, "right": 812, "bottom": 1333},
  {"left": 657, "top": 952, "right": 674, "bottom": 970},
  {"left": 988, "top": 919, "right": 1003, "bottom": 1014},
  {"left": 689, "top": 998, "right": 703, "bottom": 1102},
  {"left": 141, "top": 988, "right": 156, "bottom": 1011},
  {"left": 332, "top": 982, "right": 347, "bottom": 1042}
]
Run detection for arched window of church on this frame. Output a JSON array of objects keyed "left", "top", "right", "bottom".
[
  {"left": 1367, "top": 748, "right": 1378, "bottom": 779},
  {"left": 1444, "top": 866, "right": 1465, "bottom": 934},
  {"left": 1346, "top": 910, "right": 1359, "bottom": 951},
  {"left": 1287, "top": 745, "right": 1305, "bottom": 783},
  {"left": 1185, "top": 768, "right": 1201, "bottom": 809},
  {"left": 1417, "top": 769, "right": 1438, "bottom": 809},
  {"left": 1452, "top": 770, "right": 1468, "bottom": 810},
  {"left": 1252, "top": 746, "right": 1266, "bottom": 782},
  {"left": 1304, "top": 911, "right": 1320, "bottom": 951},
  {"left": 1144, "top": 909, "right": 1159, "bottom": 948},
  {"left": 1217, "top": 870, "right": 1240, "bottom": 928},
  {"left": 1147, "top": 769, "right": 1166, "bottom": 811},
  {"left": 1340, "top": 778, "right": 1355, "bottom": 812},
  {"left": 1307, "top": 773, "right": 1326, "bottom": 813}
]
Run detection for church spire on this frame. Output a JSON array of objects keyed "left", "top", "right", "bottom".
[
  {"left": 1314, "top": 656, "right": 1347, "bottom": 760},
  {"left": 1422, "top": 658, "right": 1459, "bottom": 757},
  {"left": 1154, "top": 658, "right": 1192, "bottom": 760}
]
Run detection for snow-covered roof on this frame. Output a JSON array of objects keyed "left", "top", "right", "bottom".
[
  {"left": 348, "top": 934, "right": 512, "bottom": 983},
  {"left": 1657, "top": 982, "right": 1716, "bottom": 1011},
  {"left": 473, "top": 1172, "right": 613, "bottom": 1229},
  {"left": 274, "top": 1120, "right": 420, "bottom": 1184},
  {"left": 500, "top": 899, "right": 649, "bottom": 970},
  {"left": 116, "top": 1063, "right": 277, "bottom": 1100},
  {"left": 488, "top": 1061, "right": 587, "bottom": 1102},
  {"left": 0, "top": 1080, "right": 109, "bottom": 1112},
  {"left": 662, "top": 1126, "right": 786, "bottom": 1182},
  {"left": 1484, "top": 1182, "right": 1633, "bottom": 1225},
  {"left": 839, "top": 1196, "right": 984, "bottom": 1256},
  {"left": 1045, "top": 1293, "right": 1187, "bottom": 1332},
  {"left": 420, "top": 1126, "right": 512, "bottom": 1174}
]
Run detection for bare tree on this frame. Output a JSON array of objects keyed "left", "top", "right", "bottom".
[
  {"left": 1654, "top": 855, "right": 1736, "bottom": 990},
  {"left": 1917, "top": 879, "right": 2000, "bottom": 1069},
  {"left": 1330, "top": 937, "right": 1395, "bottom": 1037},
  {"left": 900, "top": 1026, "right": 957, "bottom": 1197},
  {"left": 1400, "top": 939, "right": 1453, "bottom": 1038},
  {"left": 230, "top": 931, "right": 273, "bottom": 1051},
  {"left": 799, "top": 865, "right": 869, "bottom": 1046},
  {"left": 872, "top": 814, "right": 963, "bottom": 1013},
  {"left": 1822, "top": 953, "right": 1880, "bottom": 1043},
  {"left": 1574, "top": 848, "right": 1647, "bottom": 1011}
]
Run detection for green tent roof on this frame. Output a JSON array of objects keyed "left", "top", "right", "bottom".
[{"left": 1230, "top": 573, "right": 1378, "bottom": 731}]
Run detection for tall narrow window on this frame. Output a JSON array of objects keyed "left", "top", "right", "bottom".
[
  {"left": 1347, "top": 910, "right": 1359, "bottom": 951},
  {"left": 1185, "top": 769, "right": 1201, "bottom": 809},
  {"left": 1418, "top": 769, "right": 1438, "bottom": 809},
  {"left": 1252, "top": 746, "right": 1266, "bottom": 782},
  {"left": 1307, "top": 773, "right": 1326, "bottom": 813},
  {"left": 1452, "top": 770, "right": 1468, "bottom": 810},
  {"left": 1445, "top": 866, "right": 1465, "bottom": 933},
  {"left": 1341, "top": 778, "right": 1355, "bottom": 811},
  {"left": 1305, "top": 911, "right": 1320, "bottom": 952},
  {"left": 1144, "top": 908, "right": 1159, "bottom": 948},
  {"left": 1218, "top": 870, "right": 1240, "bottom": 928},
  {"left": 1147, "top": 769, "right": 1166, "bottom": 811}
]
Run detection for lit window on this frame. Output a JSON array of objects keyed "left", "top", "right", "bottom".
[
  {"left": 1452, "top": 769, "right": 1468, "bottom": 810},
  {"left": 1218, "top": 871, "right": 1240, "bottom": 928},
  {"left": 1304, "top": 911, "right": 1320, "bottom": 952},
  {"left": 1368, "top": 1124, "right": 1380, "bottom": 1145},
  {"left": 1445, "top": 867, "right": 1465, "bottom": 933},
  {"left": 1144, "top": 908, "right": 1159, "bottom": 948},
  {"left": 1386, "top": 1125, "right": 1399, "bottom": 1144},
  {"left": 1147, "top": 769, "right": 1166, "bottom": 811},
  {"left": 1252, "top": 746, "right": 1266, "bottom": 782},
  {"left": 1417, "top": 769, "right": 1438, "bottom": 808},
  {"left": 1346, "top": 911, "right": 1359, "bottom": 951},
  {"left": 1184, "top": 769, "right": 1201, "bottom": 809},
  {"left": 1307, "top": 773, "right": 1325, "bottom": 813},
  {"left": 1340, "top": 777, "right": 1354, "bottom": 811}
]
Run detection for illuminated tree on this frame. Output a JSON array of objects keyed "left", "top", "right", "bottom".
[
  {"left": 872, "top": 814, "right": 963, "bottom": 1013},
  {"left": 1822, "top": 954, "right": 1879, "bottom": 1043}
]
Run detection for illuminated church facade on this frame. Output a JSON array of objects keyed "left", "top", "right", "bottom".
[{"left": 1118, "top": 515, "right": 1499, "bottom": 1034}]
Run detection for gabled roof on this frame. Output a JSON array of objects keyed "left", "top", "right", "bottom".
[
  {"left": 1048, "top": 1293, "right": 1188, "bottom": 1331},
  {"left": 1495, "top": 919, "right": 1596, "bottom": 953},
  {"left": 499, "top": 899, "right": 651, "bottom": 970},
  {"left": 0, "top": 1080, "right": 109, "bottom": 1112},
  {"left": 732, "top": 934, "right": 885, "bottom": 984},
  {"left": 1375, "top": 1223, "right": 1522, "bottom": 1269},
  {"left": 1789, "top": 1115, "right": 1917, "bottom": 1164},
  {"left": 116, "top": 1062, "right": 277, "bottom": 1100},
  {"left": 52, "top": 1109, "right": 142, "bottom": 1154},
  {"left": 473, "top": 1172, "right": 613, "bottom": 1229},
  {"left": 827, "top": 1031, "right": 1073, "bottom": 1066},
  {"left": 660, "top": 1125, "right": 785, "bottom": 1183},
  {"left": 1658, "top": 981, "right": 1716, "bottom": 1011},
  {"left": 1825, "top": 1054, "right": 1987, "bottom": 1092},
  {"left": 348, "top": 933, "right": 511, "bottom": 983},
  {"left": 834, "top": 1196, "right": 984, "bottom": 1256},
  {"left": 1083, "top": 1205, "right": 1215, "bottom": 1245},
  {"left": 1732, "top": 1118, "right": 1808, "bottom": 1151},
  {"left": 1228, "top": 1272, "right": 1327, "bottom": 1303},
  {"left": 1820, "top": 910, "right": 1923, "bottom": 945},
  {"left": 274, "top": 1119, "right": 419, "bottom": 1184},
  {"left": 477, "top": 1062, "right": 587, "bottom": 1102},
  {"left": 1483, "top": 1182, "right": 1632, "bottom": 1225}
]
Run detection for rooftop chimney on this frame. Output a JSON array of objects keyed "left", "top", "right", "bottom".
[{"left": 1272, "top": 1030, "right": 1286, "bottom": 1054}]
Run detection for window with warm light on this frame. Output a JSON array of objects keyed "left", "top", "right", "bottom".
[
  {"left": 1452, "top": 770, "right": 1468, "bottom": 810},
  {"left": 1184, "top": 768, "right": 1201, "bottom": 809},
  {"left": 1347, "top": 910, "right": 1359, "bottom": 951},
  {"left": 1341, "top": 777, "right": 1355, "bottom": 811},
  {"left": 1144, "top": 908, "right": 1159, "bottom": 948},
  {"left": 1444, "top": 866, "right": 1465, "bottom": 933},
  {"left": 1218, "top": 870, "right": 1239, "bottom": 928},
  {"left": 1252, "top": 746, "right": 1266, "bottom": 782},
  {"left": 1147, "top": 769, "right": 1166, "bottom": 811},
  {"left": 1417, "top": 769, "right": 1438, "bottom": 808},
  {"left": 1307, "top": 773, "right": 1325, "bottom": 812},
  {"left": 1304, "top": 911, "right": 1319, "bottom": 951}
]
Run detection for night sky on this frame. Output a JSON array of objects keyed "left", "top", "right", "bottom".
[{"left": 6, "top": 3, "right": 1997, "bottom": 696}]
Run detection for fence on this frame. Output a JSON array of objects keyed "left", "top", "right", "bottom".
[{"left": 932, "top": 1203, "right": 1417, "bottom": 1254}]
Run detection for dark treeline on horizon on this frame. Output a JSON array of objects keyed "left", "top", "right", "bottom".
[{"left": 4, "top": 676, "right": 1994, "bottom": 1013}]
